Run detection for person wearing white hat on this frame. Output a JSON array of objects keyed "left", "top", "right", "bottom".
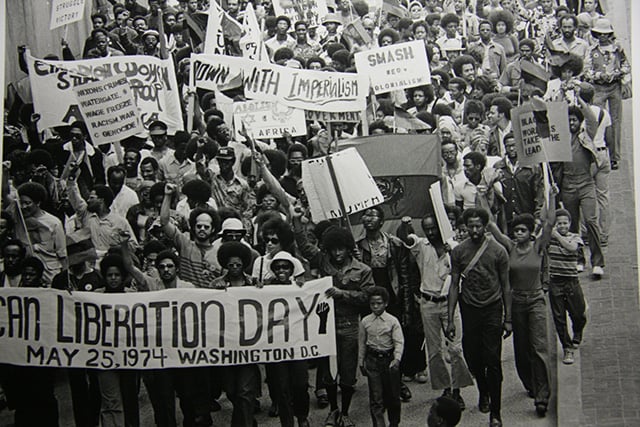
[{"left": 583, "top": 17, "right": 631, "bottom": 170}]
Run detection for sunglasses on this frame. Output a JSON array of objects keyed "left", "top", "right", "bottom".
[
  {"left": 264, "top": 237, "right": 280, "bottom": 244},
  {"left": 157, "top": 263, "right": 175, "bottom": 269}
]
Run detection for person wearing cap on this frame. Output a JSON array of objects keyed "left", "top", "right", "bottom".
[
  {"left": 265, "top": 15, "right": 295, "bottom": 61},
  {"left": 210, "top": 217, "right": 260, "bottom": 273},
  {"left": 210, "top": 146, "right": 256, "bottom": 231},
  {"left": 518, "top": 58, "right": 550, "bottom": 102},
  {"left": 320, "top": 13, "right": 341, "bottom": 47},
  {"left": 147, "top": 120, "right": 174, "bottom": 162},
  {"left": 583, "top": 17, "right": 630, "bottom": 170},
  {"left": 137, "top": 28, "right": 163, "bottom": 57}
]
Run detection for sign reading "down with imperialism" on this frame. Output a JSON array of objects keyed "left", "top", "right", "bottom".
[
  {"left": 27, "top": 54, "right": 184, "bottom": 134},
  {"left": 355, "top": 40, "right": 431, "bottom": 94},
  {"left": 190, "top": 54, "right": 368, "bottom": 112},
  {"left": 0, "top": 278, "right": 336, "bottom": 369}
]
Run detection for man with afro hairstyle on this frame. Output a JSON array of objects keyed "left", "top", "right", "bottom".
[{"left": 292, "top": 208, "right": 374, "bottom": 427}]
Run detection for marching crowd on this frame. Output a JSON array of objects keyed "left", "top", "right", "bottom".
[{"left": 0, "top": 0, "right": 632, "bottom": 426}]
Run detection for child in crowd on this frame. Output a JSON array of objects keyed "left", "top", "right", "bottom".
[
  {"left": 546, "top": 208, "right": 588, "bottom": 365},
  {"left": 358, "top": 287, "right": 405, "bottom": 427}
]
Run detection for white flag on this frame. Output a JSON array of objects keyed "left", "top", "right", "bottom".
[
  {"left": 204, "top": 1, "right": 226, "bottom": 55},
  {"left": 240, "top": 2, "right": 268, "bottom": 61}
]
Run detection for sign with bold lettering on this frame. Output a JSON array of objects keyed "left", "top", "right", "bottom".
[
  {"left": 354, "top": 40, "right": 431, "bottom": 94},
  {"left": 0, "top": 278, "right": 336, "bottom": 369},
  {"left": 27, "top": 54, "right": 184, "bottom": 134},
  {"left": 191, "top": 55, "right": 367, "bottom": 112},
  {"left": 50, "top": 0, "right": 85, "bottom": 30},
  {"left": 74, "top": 74, "right": 145, "bottom": 145},
  {"left": 233, "top": 100, "right": 306, "bottom": 140},
  {"left": 302, "top": 148, "right": 384, "bottom": 221},
  {"left": 305, "top": 110, "right": 362, "bottom": 123},
  {"left": 272, "top": 0, "right": 328, "bottom": 28},
  {"left": 243, "top": 62, "right": 368, "bottom": 112},
  {"left": 511, "top": 101, "right": 571, "bottom": 166}
]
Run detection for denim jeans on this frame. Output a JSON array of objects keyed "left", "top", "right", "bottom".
[
  {"left": 459, "top": 299, "right": 504, "bottom": 418},
  {"left": 266, "top": 360, "right": 310, "bottom": 427},
  {"left": 549, "top": 277, "right": 587, "bottom": 349},
  {"left": 68, "top": 369, "right": 101, "bottom": 427},
  {"left": 363, "top": 350, "right": 401, "bottom": 427},
  {"left": 561, "top": 174, "right": 605, "bottom": 267},
  {"left": 97, "top": 370, "right": 140, "bottom": 427},
  {"left": 420, "top": 299, "right": 474, "bottom": 391},
  {"left": 511, "top": 290, "right": 551, "bottom": 406},
  {"left": 222, "top": 365, "right": 260, "bottom": 427},
  {"left": 594, "top": 82, "right": 622, "bottom": 162},
  {"left": 319, "top": 323, "right": 359, "bottom": 388},
  {"left": 592, "top": 150, "right": 611, "bottom": 243}
]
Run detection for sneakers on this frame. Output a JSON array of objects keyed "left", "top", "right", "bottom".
[
  {"left": 324, "top": 409, "right": 341, "bottom": 427},
  {"left": 490, "top": 415, "right": 503, "bottom": 427},
  {"left": 415, "top": 371, "right": 429, "bottom": 383},
  {"left": 401, "top": 374, "right": 415, "bottom": 382},
  {"left": 478, "top": 394, "right": 490, "bottom": 413},
  {"left": 576, "top": 264, "right": 585, "bottom": 273},
  {"left": 563, "top": 348, "right": 575, "bottom": 365},
  {"left": 316, "top": 389, "right": 329, "bottom": 409},
  {"left": 611, "top": 160, "right": 619, "bottom": 170},
  {"left": 340, "top": 415, "right": 356, "bottom": 427},
  {"left": 592, "top": 266, "right": 604, "bottom": 279}
]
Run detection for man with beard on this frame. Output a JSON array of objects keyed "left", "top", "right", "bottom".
[
  {"left": 108, "top": 165, "right": 140, "bottom": 217},
  {"left": 280, "top": 143, "right": 307, "bottom": 198},
  {"left": 140, "top": 157, "right": 161, "bottom": 183},
  {"left": 160, "top": 182, "right": 222, "bottom": 288},
  {"left": 8, "top": 182, "right": 66, "bottom": 284},
  {"left": 66, "top": 175, "right": 138, "bottom": 261},
  {"left": 0, "top": 239, "right": 26, "bottom": 287},
  {"left": 446, "top": 208, "right": 511, "bottom": 427},
  {"left": 549, "top": 14, "right": 590, "bottom": 63}
]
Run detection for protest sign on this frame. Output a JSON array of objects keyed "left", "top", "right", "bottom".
[
  {"left": 340, "top": 134, "right": 441, "bottom": 221},
  {"left": 243, "top": 62, "right": 368, "bottom": 112},
  {"left": 50, "top": 0, "right": 85, "bottom": 30},
  {"left": 511, "top": 101, "right": 571, "bottom": 166},
  {"left": 191, "top": 54, "right": 246, "bottom": 91},
  {"left": 233, "top": 100, "right": 306, "bottom": 140},
  {"left": 429, "top": 182, "right": 455, "bottom": 243},
  {"left": 240, "top": 2, "right": 269, "bottom": 61},
  {"left": 354, "top": 40, "right": 431, "bottom": 94},
  {"left": 74, "top": 74, "right": 144, "bottom": 145},
  {"left": 27, "top": 54, "right": 184, "bottom": 134},
  {"left": 302, "top": 148, "right": 384, "bottom": 221},
  {"left": 272, "top": 0, "right": 329, "bottom": 27},
  {"left": 305, "top": 110, "right": 362, "bottom": 123},
  {"left": 0, "top": 278, "right": 336, "bottom": 369}
]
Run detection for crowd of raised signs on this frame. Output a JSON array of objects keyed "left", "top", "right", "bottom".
[{"left": 0, "top": 0, "right": 632, "bottom": 426}]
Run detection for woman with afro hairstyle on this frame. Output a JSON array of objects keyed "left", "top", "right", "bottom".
[
  {"left": 489, "top": 10, "right": 519, "bottom": 63},
  {"left": 544, "top": 53, "right": 584, "bottom": 104}
]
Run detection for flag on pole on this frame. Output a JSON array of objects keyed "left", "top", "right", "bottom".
[
  {"left": 204, "top": 1, "right": 226, "bottom": 54},
  {"left": 240, "top": 2, "right": 268, "bottom": 61}
]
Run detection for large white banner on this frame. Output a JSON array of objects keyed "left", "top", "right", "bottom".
[
  {"left": 27, "top": 54, "right": 184, "bottom": 134},
  {"left": 50, "top": 0, "right": 86, "bottom": 30},
  {"left": 0, "top": 278, "right": 336, "bottom": 369},
  {"left": 74, "top": 74, "right": 145, "bottom": 145},
  {"left": 233, "top": 100, "right": 307, "bottom": 140},
  {"left": 302, "top": 148, "right": 384, "bottom": 221},
  {"left": 191, "top": 54, "right": 368, "bottom": 112},
  {"left": 354, "top": 40, "right": 431, "bottom": 94}
]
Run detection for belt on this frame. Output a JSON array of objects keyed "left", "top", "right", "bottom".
[
  {"left": 421, "top": 292, "right": 447, "bottom": 303},
  {"left": 366, "top": 347, "right": 394, "bottom": 359},
  {"left": 596, "top": 147, "right": 608, "bottom": 152}
]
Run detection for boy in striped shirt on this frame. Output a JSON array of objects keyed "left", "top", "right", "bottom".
[{"left": 547, "top": 208, "right": 588, "bottom": 365}]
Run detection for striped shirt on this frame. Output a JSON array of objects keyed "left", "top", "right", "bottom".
[
  {"left": 169, "top": 230, "right": 221, "bottom": 288},
  {"left": 548, "top": 233, "right": 584, "bottom": 278}
]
